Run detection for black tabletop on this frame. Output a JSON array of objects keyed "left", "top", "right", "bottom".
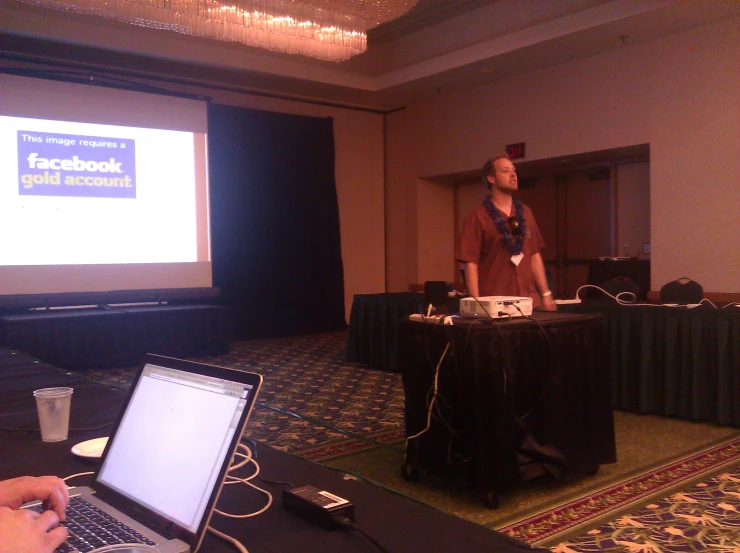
[{"left": 0, "top": 348, "right": 547, "bottom": 553}]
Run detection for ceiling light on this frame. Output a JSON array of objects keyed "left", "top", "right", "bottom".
[{"left": 16, "top": 0, "right": 419, "bottom": 62}]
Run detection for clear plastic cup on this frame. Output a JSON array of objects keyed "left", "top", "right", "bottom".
[{"left": 33, "top": 387, "right": 73, "bottom": 442}]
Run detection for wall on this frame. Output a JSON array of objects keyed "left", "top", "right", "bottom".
[
  {"left": 416, "top": 178, "right": 456, "bottom": 283},
  {"left": 616, "top": 162, "right": 650, "bottom": 260},
  {"left": 385, "top": 16, "right": 740, "bottom": 294}
]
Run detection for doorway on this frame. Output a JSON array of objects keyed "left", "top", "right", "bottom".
[{"left": 453, "top": 145, "right": 650, "bottom": 299}]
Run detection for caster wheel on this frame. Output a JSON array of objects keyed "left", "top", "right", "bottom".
[{"left": 401, "top": 464, "right": 420, "bottom": 482}]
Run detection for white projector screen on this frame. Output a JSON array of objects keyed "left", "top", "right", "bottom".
[{"left": 0, "top": 74, "right": 211, "bottom": 296}]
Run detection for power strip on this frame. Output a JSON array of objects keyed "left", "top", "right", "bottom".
[
  {"left": 554, "top": 298, "right": 582, "bottom": 304},
  {"left": 409, "top": 314, "right": 452, "bottom": 324}
]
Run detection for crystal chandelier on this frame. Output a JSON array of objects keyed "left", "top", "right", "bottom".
[{"left": 16, "top": 0, "right": 419, "bottom": 61}]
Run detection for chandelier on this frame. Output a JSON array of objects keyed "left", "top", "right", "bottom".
[{"left": 16, "top": 0, "right": 419, "bottom": 62}]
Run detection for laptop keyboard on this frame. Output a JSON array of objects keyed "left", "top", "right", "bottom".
[{"left": 55, "top": 496, "right": 158, "bottom": 553}]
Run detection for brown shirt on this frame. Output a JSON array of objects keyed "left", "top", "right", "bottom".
[{"left": 455, "top": 201, "right": 545, "bottom": 305}]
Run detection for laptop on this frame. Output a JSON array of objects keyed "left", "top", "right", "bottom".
[{"left": 35, "top": 354, "right": 262, "bottom": 553}]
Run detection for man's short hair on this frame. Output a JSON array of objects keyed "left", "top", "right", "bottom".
[{"left": 482, "top": 153, "right": 511, "bottom": 191}]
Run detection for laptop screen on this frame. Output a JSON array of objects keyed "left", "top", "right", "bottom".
[{"left": 96, "top": 362, "right": 256, "bottom": 533}]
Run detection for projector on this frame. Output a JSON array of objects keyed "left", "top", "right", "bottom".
[{"left": 459, "top": 296, "right": 533, "bottom": 318}]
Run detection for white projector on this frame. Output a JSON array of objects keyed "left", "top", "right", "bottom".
[{"left": 459, "top": 296, "right": 533, "bottom": 318}]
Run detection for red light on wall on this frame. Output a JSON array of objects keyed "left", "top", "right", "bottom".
[{"left": 505, "top": 142, "right": 526, "bottom": 159}]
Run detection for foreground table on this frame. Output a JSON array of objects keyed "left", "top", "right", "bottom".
[
  {"left": 398, "top": 312, "right": 617, "bottom": 507},
  {"left": 0, "top": 348, "right": 546, "bottom": 553}
]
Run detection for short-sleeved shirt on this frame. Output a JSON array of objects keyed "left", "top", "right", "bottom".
[{"left": 455, "top": 200, "right": 545, "bottom": 305}]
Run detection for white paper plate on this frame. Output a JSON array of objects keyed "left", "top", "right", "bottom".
[{"left": 71, "top": 437, "right": 109, "bottom": 459}]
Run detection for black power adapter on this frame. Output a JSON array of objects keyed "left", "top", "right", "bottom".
[{"left": 282, "top": 485, "right": 355, "bottom": 530}]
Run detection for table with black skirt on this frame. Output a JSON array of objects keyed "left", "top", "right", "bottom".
[
  {"left": 346, "top": 293, "right": 426, "bottom": 371},
  {"left": 0, "top": 347, "right": 548, "bottom": 553},
  {"left": 558, "top": 301, "right": 740, "bottom": 426},
  {"left": 397, "top": 312, "right": 617, "bottom": 507}
]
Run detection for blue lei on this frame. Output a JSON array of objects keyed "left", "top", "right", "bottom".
[{"left": 482, "top": 196, "right": 527, "bottom": 255}]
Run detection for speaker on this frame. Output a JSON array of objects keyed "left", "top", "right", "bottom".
[{"left": 424, "top": 281, "right": 449, "bottom": 310}]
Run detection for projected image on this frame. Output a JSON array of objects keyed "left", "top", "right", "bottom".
[
  {"left": 1, "top": 116, "right": 198, "bottom": 267},
  {"left": 18, "top": 131, "right": 137, "bottom": 199}
]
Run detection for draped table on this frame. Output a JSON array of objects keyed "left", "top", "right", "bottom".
[
  {"left": 346, "top": 293, "right": 426, "bottom": 371},
  {"left": 397, "top": 312, "right": 617, "bottom": 507},
  {"left": 559, "top": 301, "right": 740, "bottom": 426}
]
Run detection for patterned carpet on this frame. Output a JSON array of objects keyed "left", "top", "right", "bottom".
[
  {"left": 502, "top": 435, "right": 740, "bottom": 548},
  {"left": 81, "top": 331, "right": 407, "bottom": 458},
  {"left": 78, "top": 331, "right": 740, "bottom": 552},
  {"left": 552, "top": 464, "right": 740, "bottom": 552}
]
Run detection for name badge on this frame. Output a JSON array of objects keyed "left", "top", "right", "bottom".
[{"left": 511, "top": 253, "right": 524, "bottom": 266}]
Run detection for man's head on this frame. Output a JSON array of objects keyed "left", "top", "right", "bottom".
[{"left": 482, "top": 154, "right": 517, "bottom": 193}]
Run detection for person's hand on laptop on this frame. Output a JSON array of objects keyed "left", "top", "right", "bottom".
[{"left": 0, "top": 475, "right": 69, "bottom": 553}]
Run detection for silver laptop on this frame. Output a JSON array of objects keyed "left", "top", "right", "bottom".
[{"left": 45, "top": 354, "right": 262, "bottom": 553}]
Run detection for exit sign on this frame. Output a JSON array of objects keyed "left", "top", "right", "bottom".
[{"left": 506, "top": 142, "right": 526, "bottom": 159}]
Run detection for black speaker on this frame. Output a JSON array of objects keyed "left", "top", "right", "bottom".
[
  {"left": 424, "top": 281, "right": 449, "bottom": 309},
  {"left": 660, "top": 278, "right": 703, "bottom": 304}
]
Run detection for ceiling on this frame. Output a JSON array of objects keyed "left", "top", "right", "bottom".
[{"left": 1, "top": 0, "right": 739, "bottom": 111}]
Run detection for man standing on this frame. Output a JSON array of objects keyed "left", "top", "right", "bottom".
[{"left": 456, "top": 153, "right": 556, "bottom": 311}]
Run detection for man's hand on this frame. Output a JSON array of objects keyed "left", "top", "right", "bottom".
[
  {"left": 0, "top": 506, "right": 68, "bottom": 553},
  {"left": 0, "top": 476, "right": 69, "bottom": 521},
  {"left": 541, "top": 294, "right": 557, "bottom": 311}
]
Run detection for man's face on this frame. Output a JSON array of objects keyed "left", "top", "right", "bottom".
[{"left": 489, "top": 158, "right": 517, "bottom": 192}]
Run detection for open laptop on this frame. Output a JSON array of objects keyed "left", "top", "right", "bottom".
[{"left": 42, "top": 354, "right": 262, "bottom": 553}]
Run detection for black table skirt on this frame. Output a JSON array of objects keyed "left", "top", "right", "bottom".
[
  {"left": 0, "top": 348, "right": 547, "bottom": 553},
  {"left": 0, "top": 304, "right": 232, "bottom": 370},
  {"left": 346, "top": 293, "right": 426, "bottom": 371},
  {"left": 560, "top": 302, "right": 740, "bottom": 426},
  {"left": 398, "top": 312, "right": 617, "bottom": 504}
]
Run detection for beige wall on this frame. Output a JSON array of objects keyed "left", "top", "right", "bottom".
[
  {"left": 616, "top": 162, "right": 650, "bottom": 260},
  {"left": 416, "top": 178, "right": 456, "bottom": 283},
  {"left": 385, "top": 16, "right": 740, "bottom": 294}
]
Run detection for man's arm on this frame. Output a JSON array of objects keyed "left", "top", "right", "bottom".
[
  {"left": 531, "top": 252, "right": 556, "bottom": 311},
  {"left": 463, "top": 262, "right": 480, "bottom": 297}
]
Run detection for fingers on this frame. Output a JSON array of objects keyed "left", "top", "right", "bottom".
[
  {"left": 46, "top": 525, "right": 70, "bottom": 550},
  {"left": 40, "top": 478, "right": 69, "bottom": 521},
  {"left": 0, "top": 507, "right": 68, "bottom": 553},
  {"left": 36, "top": 509, "right": 61, "bottom": 531},
  {"left": 2, "top": 476, "right": 69, "bottom": 521},
  {"left": 40, "top": 512, "right": 69, "bottom": 550}
]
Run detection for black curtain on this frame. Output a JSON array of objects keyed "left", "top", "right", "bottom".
[{"left": 208, "top": 103, "right": 346, "bottom": 340}]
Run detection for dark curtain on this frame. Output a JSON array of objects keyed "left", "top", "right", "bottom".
[{"left": 208, "top": 103, "right": 346, "bottom": 340}]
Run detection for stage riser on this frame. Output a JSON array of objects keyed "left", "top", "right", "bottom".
[{"left": 0, "top": 304, "right": 231, "bottom": 370}]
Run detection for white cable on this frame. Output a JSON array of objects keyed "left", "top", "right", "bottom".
[
  {"left": 574, "top": 284, "right": 720, "bottom": 309},
  {"left": 214, "top": 479, "right": 273, "bottom": 518},
  {"left": 207, "top": 527, "right": 249, "bottom": 553},
  {"left": 226, "top": 443, "right": 254, "bottom": 472},
  {"left": 63, "top": 471, "right": 94, "bottom": 484},
  {"left": 213, "top": 443, "right": 273, "bottom": 518},
  {"left": 405, "top": 341, "right": 451, "bottom": 446},
  {"left": 90, "top": 545, "right": 159, "bottom": 552}
]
